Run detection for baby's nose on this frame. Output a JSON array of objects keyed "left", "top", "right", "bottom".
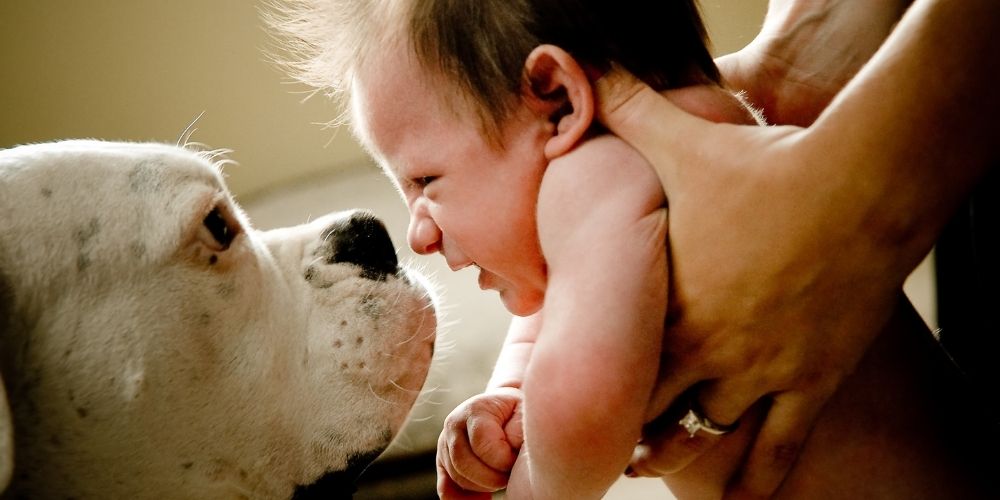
[{"left": 407, "top": 213, "right": 441, "bottom": 255}]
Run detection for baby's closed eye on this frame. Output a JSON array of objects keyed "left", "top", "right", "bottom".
[{"left": 414, "top": 176, "right": 437, "bottom": 187}]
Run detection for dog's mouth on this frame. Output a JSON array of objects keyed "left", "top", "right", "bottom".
[{"left": 291, "top": 448, "right": 385, "bottom": 500}]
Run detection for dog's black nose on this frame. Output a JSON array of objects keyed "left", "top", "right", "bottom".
[{"left": 322, "top": 211, "right": 399, "bottom": 281}]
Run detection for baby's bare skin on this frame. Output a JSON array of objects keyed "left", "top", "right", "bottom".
[{"left": 487, "top": 86, "right": 765, "bottom": 499}]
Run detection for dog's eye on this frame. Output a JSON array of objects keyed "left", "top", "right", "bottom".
[{"left": 203, "top": 207, "right": 235, "bottom": 249}]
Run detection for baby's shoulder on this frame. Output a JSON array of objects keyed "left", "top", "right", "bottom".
[
  {"left": 538, "top": 134, "right": 665, "bottom": 231},
  {"left": 542, "top": 134, "right": 662, "bottom": 207},
  {"left": 551, "top": 134, "right": 647, "bottom": 176}
]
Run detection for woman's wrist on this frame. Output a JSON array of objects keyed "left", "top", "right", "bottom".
[{"left": 718, "top": 0, "right": 912, "bottom": 126}]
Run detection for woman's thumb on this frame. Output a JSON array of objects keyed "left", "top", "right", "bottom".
[{"left": 594, "top": 67, "right": 703, "bottom": 189}]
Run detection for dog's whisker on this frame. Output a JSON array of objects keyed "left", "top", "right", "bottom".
[
  {"left": 386, "top": 287, "right": 406, "bottom": 309},
  {"left": 366, "top": 382, "right": 401, "bottom": 406},
  {"left": 415, "top": 384, "right": 442, "bottom": 396},
  {"left": 320, "top": 231, "right": 333, "bottom": 245},
  {"left": 405, "top": 414, "right": 436, "bottom": 423},
  {"left": 413, "top": 392, "right": 445, "bottom": 407},
  {"left": 428, "top": 337, "right": 457, "bottom": 355},
  {"left": 177, "top": 110, "right": 206, "bottom": 147},
  {"left": 420, "top": 391, "right": 443, "bottom": 402},
  {"left": 393, "top": 331, "right": 421, "bottom": 347},
  {"left": 385, "top": 435, "right": 418, "bottom": 453},
  {"left": 387, "top": 379, "right": 422, "bottom": 394}
]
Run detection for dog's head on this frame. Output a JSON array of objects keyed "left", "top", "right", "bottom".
[{"left": 0, "top": 140, "right": 436, "bottom": 498}]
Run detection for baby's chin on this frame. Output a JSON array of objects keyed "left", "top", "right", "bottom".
[{"left": 498, "top": 288, "right": 544, "bottom": 317}]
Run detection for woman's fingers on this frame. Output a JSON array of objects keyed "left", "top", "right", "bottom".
[
  {"left": 630, "top": 421, "right": 724, "bottom": 476},
  {"left": 632, "top": 377, "right": 761, "bottom": 476},
  {"left": 727, "top": 390, "right": 833, "bottom": 499},
  {"left": 593, "top": 67, "right": 712, "bottom": 190},
  {"left": 592, "top": 66, "right": 659, "bottom": 136}
]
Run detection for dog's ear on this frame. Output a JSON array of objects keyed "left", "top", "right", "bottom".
[
  {"left": 1, "top": 376, "right": 12, "bottom": 493},
  {"left": 522, "top": 44, "right": 595, "bottom": 160},
  {"left": 0, "top": 270, "right": 11, "bottom": 493}
]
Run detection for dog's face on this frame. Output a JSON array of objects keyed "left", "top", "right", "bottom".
[{"left": 0, "top": 140, "right": 436, "bottom": 498}]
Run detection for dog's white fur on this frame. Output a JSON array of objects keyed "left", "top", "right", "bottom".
[{"left": 0, "top": 140, "right": 436, "bottom": 498}]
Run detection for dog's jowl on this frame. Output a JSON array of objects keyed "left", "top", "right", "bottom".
[{"left": 0, "top": 140, "right": 436, "bottom": 498}]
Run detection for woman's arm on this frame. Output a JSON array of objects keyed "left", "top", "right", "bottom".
[
  {"left": 595, "top": 0, "right": 999, "bottom": 496},
  {"left": 718, "top": 0, "right": 914, "bottom": 126}
]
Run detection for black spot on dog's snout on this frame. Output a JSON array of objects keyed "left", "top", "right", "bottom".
[
  {"left": 321, "top": 212, "right": 398, "bottom": 281},
  {"left": 304, "top": 265, "right": 334, "bottom": 289}
]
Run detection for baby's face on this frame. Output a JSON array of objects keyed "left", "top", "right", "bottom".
[{"left": 351, "top": 45, "right": 552, "bottom": 316}]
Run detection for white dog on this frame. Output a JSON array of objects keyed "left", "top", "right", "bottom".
[{"left": 0, "top": 140, "right": 436, "bottom": 499}]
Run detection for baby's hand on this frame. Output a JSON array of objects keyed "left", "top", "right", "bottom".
[{"left": 436, "top": 387, "right": 524, "bottom": 499}]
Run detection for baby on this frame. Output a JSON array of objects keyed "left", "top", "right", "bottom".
[
  {"left": 267, "top": 0, "right": 993, "bottom": 498},
  {"left": 268, "top": 0, "right": 755, "bottom": 497}
]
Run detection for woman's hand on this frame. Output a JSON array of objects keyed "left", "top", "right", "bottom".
[{"left": 598, "top": 68, "right": 899, "bottom": 496}]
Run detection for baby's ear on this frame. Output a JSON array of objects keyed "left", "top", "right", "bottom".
[{"left": 523, "top": 45, "right": 594, "bottom": 160}]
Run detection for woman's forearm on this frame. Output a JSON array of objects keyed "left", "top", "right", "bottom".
[
  {"left": 718, "top": 0, "right": 914, "bottom": 126},
  {"left": 805, "top": 0, "right": 999, "bottom": 283}
]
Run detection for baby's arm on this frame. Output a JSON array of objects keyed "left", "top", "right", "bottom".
[
  {"left": 487, "top": 314, "right": 542, "bottom": 391},
  {"left": 437, "top": 387, "right": 524, "bottom": 497},
  {"left": 505, "top": 135, "right": 668, "bottom": 499},
  {"left": 437, "top": 314, "right": 540, "bottom": 498}
]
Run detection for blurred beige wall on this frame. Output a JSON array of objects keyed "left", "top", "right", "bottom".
[
  {"left": 0, "top": 0, "right": 766, "bottom": 199},
  {"left": 701, "top": 0, "right": 767, "bottom": 55},
  {"left": 0, "top": 0, "right": 368, "bottom": 198}
]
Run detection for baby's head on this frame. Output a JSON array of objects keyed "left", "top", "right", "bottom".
[
  {"left": 268, "top": 0, "right": 721, "bottom": 315},
  {"left": 270, "top": 0, "right": 719, "bottom": 140}
]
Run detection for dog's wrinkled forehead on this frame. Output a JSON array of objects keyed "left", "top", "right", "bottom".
[{"left": 0, "top": 140, "right": 234, "bottom": 282}]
